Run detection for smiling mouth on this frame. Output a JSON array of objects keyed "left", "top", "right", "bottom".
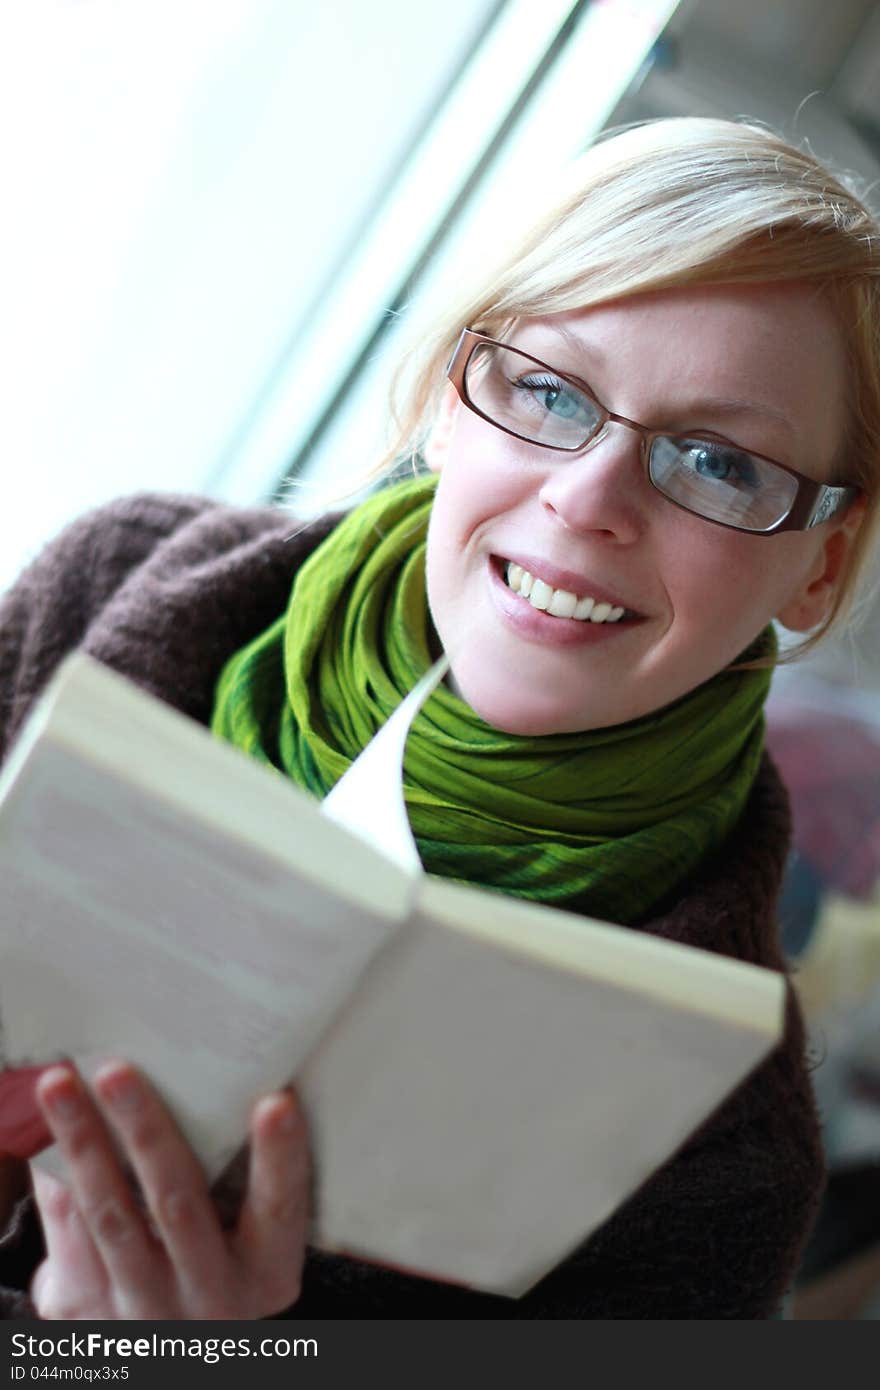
[{"left": 496, "top": 558, "right": 641, "bottom": 624}]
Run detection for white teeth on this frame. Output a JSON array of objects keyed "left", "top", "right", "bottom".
[
  {"left": 504, "top": 563, "right": 630, "bottom": 623},
  {"left": 529, "top": 578, "right": 553, "bottom": 610},
  {"left": 547, "top": 589, "right": 577, "bottom": 618},
  {"left": 573, "top": 595, "right": 595, "bottom": 620}
]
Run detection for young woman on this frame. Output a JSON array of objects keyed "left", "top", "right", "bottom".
[{"left": 1, "top": 117, "right": 878, "bottom": 1320}]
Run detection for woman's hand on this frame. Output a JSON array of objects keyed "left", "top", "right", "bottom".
[{"left": 30, "top": 1062, "right": 310, "bottom": 1320}]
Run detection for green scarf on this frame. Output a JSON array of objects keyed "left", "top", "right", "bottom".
[{"left": 211, "top": 474, "right": 774, "bottom": 925}]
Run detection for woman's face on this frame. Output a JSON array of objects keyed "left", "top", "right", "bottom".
[{"left": 425, "top": 282, "right": 860, "bottom": 735}]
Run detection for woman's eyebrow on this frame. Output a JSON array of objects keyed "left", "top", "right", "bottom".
[
  {"left": 537, "top": 324, "right": 796, "bottom": 437},
  {"left": 672, "top": 396, "right": 796, "bottom": 437},
  {"left": 538, "top": 322, "right": 602, "bottom": 361}
]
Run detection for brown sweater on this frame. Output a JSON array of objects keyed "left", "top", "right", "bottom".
[{"left": 0, "top": 492, "right": 825, "bottom": 1319}]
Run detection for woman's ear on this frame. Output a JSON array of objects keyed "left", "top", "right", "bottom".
[
  {"left": 423, "top": 383, "right": 461, "bottom": 474},
  {"left": 776, "top": 495, "right": 867, "bottom": 632}
]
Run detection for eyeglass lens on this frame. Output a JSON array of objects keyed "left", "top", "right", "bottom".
[{"left": 464, "top": 341, "right": 799, "bottom": 532}]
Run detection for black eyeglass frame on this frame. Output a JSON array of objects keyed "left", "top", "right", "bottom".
[{"left": 447, "top": 328, "right": 862, "bottom": 535}]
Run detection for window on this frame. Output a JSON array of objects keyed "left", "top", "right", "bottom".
[{"left": 1, "top": 0, "right": 679, "bottom": 590}]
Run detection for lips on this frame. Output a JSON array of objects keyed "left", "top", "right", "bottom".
[
  {"left": 492, "top": 554, "right": 643, "bottom": 618},
  {"left": 484, "top": 559, "right": 642, "bottom": 651}
]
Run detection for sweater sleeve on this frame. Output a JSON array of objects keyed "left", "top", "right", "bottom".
[
  {"left": 0, "top": 494, "right": 217, "bottom": 765},
  {"left": 0, "top": 1197, "right": 43, "bottom": 1319}
]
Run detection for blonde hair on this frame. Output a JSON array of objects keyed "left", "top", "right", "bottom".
[{"left": 376, "top": 117, "right": 880, "bottom": 658}]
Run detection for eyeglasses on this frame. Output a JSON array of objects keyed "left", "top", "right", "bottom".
[{"left": 447, "top": 328, "right": 861, "bottom": 535}]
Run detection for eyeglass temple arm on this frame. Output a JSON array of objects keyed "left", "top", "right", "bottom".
[{"left": 806, "top": 484, "right": 861, "bottom": 528}]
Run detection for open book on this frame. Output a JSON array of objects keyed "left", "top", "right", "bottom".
[{"left": 0, "top": 654, "right": 785, "bottom": 1296}]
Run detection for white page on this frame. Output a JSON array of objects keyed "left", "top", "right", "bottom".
[
  {"left": 0, "top": 654, "right": 442, "bottom": 1177},
  {"left": 300, "top": 882, "right": 783, "bottom": 1294},
  {"left": 321, "top": 655, "right": 449, "bottom": 873}
]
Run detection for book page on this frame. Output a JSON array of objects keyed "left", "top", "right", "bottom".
[
  {"left": 301, "top": 883, "right": 784, "bottom": 1294},
  {"left": 0, "top": 654, "right": 441, "bottom": 1175},
  {"left": 321, "top": 655, "right": 448, "bottom": 872},
  {"left": 0, "top": 745, "right": 401, "bottom": 1176}
]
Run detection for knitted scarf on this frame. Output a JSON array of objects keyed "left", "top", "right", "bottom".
[{"left": 211, "top": 474, "right": 774, "bottom": 925}]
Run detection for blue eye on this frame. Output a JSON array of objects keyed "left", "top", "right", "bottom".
[
  {"left": 514, "top": 373, "right": 599, "bottom": 426},
  {"left": 682, "top": 442, "right": 760, "bottom": 487},
  {"left": 649, "top": 434, "right": 799, "bottom": 528}
]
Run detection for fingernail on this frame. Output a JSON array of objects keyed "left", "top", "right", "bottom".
[
  {"left": 37, "top": 1067, "right": 80, "bottom": 1121},
  {"left": 274, "top": 1104, "right": 296, "bottom": 1135},
  {"left": 95, "top": 1064, "right": 141, "bottom": 1113},
  {"left": 257, "top": 1095, "right": 295, "bottom": 1135}
]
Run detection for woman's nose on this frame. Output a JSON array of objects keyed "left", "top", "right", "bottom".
[{"left": 537, "top": 425, "right": 647, "bottom": 542}]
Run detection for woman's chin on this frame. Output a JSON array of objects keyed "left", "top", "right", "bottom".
[{"left": 443, "top": 666, "right": 600, "bottom": 737}]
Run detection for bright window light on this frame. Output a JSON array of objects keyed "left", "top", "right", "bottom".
[
  {"left": 1, "top": 0, "right": 680, "bottom": 593},
  {"left": 217, "top": 0, "right": 683, "bottom": 507}
]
